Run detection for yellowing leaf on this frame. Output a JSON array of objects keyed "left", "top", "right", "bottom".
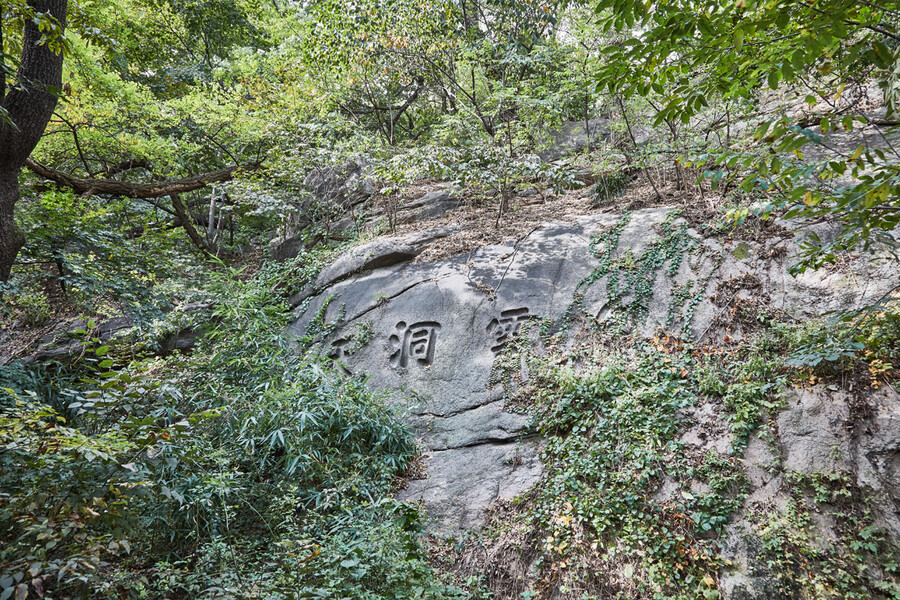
[{"left": 865, "top": 183, "right": 889, "bottom": 207}]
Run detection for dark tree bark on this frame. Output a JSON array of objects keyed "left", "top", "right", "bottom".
[
  {"left": 25, "top": 159, "right": 246, "bottom": 199},
  {"left": 170, "top": 193, "right": 214, "bottom": 256},
  {"left": 0, "top": 0, "right": 68, "bottom": 281},
  {"left": 0, "top": 170, "right": 22, "bottom": 283}
]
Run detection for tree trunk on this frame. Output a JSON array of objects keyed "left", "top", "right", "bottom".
[
  {"left": 0, "top": 0, "right": 69, "bottom": 281},
  {"left": 170, "top": 193, "right": 214, "bottom": 256},
  {"left": 0, "top": 171, "right": 24, "bottom": 282}
]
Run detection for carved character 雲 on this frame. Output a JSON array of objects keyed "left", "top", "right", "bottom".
[{"left": 486, "top": 307, "right": 531, "bottom": 353}]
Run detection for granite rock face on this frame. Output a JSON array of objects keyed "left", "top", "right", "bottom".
[
  {"left": 715, "top": 384, "right": 900, "bottom": 599},
  {"left": 288, "top": 216, "right": 615, "bottom": 532},
  {"left": 304, "top": 157, "right": 375, "bottom": 210},
  {"left": 288, "top": 207, "right": 899, "bottom": 540},
  {"left": 289, "top": 225, "right": 464, "bottom": 308},
  {"left": 394, "top": 188, "right": 462, "bottom": 225},
  {"left": 779, "top": 385, "right": 900, "bottom": 537}
]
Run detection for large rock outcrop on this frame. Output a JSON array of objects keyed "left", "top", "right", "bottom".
[
  {"left": 289, "top": 216, "right": 608, "bottom": 531},
  {"left": 288, "top": 207, "right": 898, "bottom": 539}
]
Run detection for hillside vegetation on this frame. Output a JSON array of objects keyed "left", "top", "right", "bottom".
[{"left": 1, "top": 1, "right": 899, "bottom": 599}]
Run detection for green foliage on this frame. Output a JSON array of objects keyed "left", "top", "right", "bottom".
[
  {"left": 376, "top": 143, "right": 580, "bottom": 211},
  {"left": 755, "top": 479, "right": 900, "bottom": 599},
  {"left": 785, "top": 330, "right": 864, "bottom": 369},
  {"left": 0, "top": 260, "right": 456, "bottom": 599},
  {"left": 232, "top": 367, "right": 416, "bottom": 507},
  {"left": 0, "top": 387, "right": 210, "bottom": 600},
  {"left": 776, "top": 304, "right": 900, "bottom": 385},
  {"left": 590, "top": 170, "right": 628, "bottom": 205},
  {"left": 593, "top": 0, "right": 896, "bottom": 126},
  {"left": 17, "top": 188, "right": 183, "bottom": 321},
  {"left": 9, "top": 289, "right": 51, "bottom": 326},
  {"left": 694, "top": 356, "right": 728, "bottom": 397},
  {"left": 493, "top": 340, "right": 748, "bottom": 599},
  {"left": 592, "top": 0, "right": 900, "bottom": 271},
  {"left": 296, "top": 0, "right": 575, "bottom": 145},
  {"left": 253, "top": 247, "right": 334, "bottom": 301},
  {"left": 721, "top": 378, "right": 779, "bottom": 454},
  {"left": 859, "top": 304, "right": 900, "bottom": 360},
  {"left": 714, "top": 118, "right": 900, "bottom": 273},
  {"left": 568, "top": 211, "right": 709, "bottom": 336},
  {"left": 279, "top": 501, "right": 466, "bottom": 600},
  {"left": 103, "top": 0, "right": 268, "bottom": 94}
]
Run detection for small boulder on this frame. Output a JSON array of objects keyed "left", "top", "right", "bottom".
[
  {"left": 30, "top": 316, "right": 134, "bottom": 362},
  {"left": 538, "top": 118, "right": 610, "bottom": 161},
  {"left": 303, "top": 157, "right": 375, "bottom": 210},
  {"left": 395, "top": 189, "right": 461, "bottom": 225},
  {"left": 269, "top": 232, "right": 307, "bottom": 261}
]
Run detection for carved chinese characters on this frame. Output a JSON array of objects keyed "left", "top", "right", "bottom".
[
  {"left": 486, "top": 307, "right": 531, "bottom": 353},
  {"left": 325, "top": 308, "right": 533, "bottom": 370},
  {"left": 389, "top": 321, "right": 441, "bottom": 368}
]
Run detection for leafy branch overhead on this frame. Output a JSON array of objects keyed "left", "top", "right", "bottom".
[
  {"left": 591, "top": 0, "right": 900, "bottom": 270},
  {"left": 24, "top": 158, "right": 252, "bottom": 199}
]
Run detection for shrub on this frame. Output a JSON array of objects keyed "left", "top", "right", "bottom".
[{"left": 15, "top": 289, "right": 51, "bottom": 326}]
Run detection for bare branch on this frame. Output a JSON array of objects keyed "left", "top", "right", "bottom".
[{"left": 24, "top": 158, "right": 257, "bottom": 199}]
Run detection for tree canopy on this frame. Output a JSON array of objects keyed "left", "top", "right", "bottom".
[{"left": 1, "top": 0, "right": 899, "bottom": 598}]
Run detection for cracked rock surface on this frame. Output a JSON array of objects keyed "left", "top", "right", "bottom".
[
  {"left": 287, "top": 216, "right": 613, "bottom": 532},
  {"left": 287, "top": 208, "right": 899, "bottom": 535}
]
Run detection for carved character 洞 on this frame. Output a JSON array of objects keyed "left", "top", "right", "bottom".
[{"left": 389, "top": 321, "right": 441, "bottom": 368}]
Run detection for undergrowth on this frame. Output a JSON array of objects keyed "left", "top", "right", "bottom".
[
  {"left": 471, "top": 306, "right": 900, "bottom": 599},
  {"left": 477, "top": 331, "right": 764, "bottom": 599},
  {"left": 469, "top": 215, "right": 900, "bottom": 599},
  {"left": 0, "top": 252, "right": 461, "bottom": 600},
  {"left": 754, "top": 473, "right": 900, "bottom": 599}
]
